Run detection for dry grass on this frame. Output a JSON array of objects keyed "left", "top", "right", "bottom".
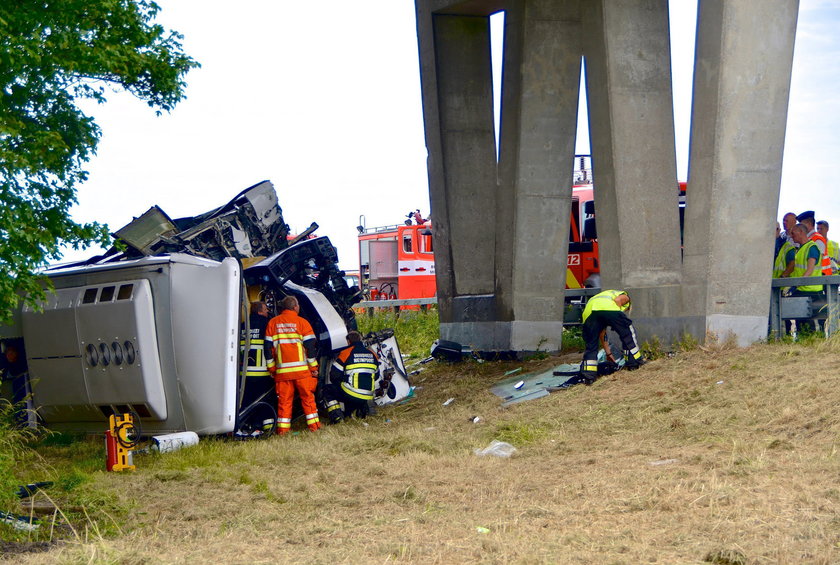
[{"left": 4, "top": 339, "right": 840, "bottom": 564}]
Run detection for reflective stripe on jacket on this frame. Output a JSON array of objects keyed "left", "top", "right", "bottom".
[
  {"left": 582, "top": 290, "right": 629, "bottom": 324},
  {"left": 792, "top": 240, "right": 823, "bottom": 292},
  {"left": 240, "top": 313, "right": 270, "bottom": 377},
  {"left": 809, "top": 232, "right": 833, "bottom": 275},
  {"left": 266, "top": 310, "right": 318, "bottom": 381},
  {"left": 331, "top": 342, "right": 378, "bottom": 401}
]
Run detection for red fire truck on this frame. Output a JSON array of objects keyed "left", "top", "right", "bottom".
[
  {"left": 358, "top": 220, "right": 436, "bottom": 301},
  {"left": 358, "top": 156, "right": 604, "bottom": 301}
]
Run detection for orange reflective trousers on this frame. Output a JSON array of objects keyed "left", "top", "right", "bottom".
[{"left": 275, "top": 377, "right": 320, "bottom": 433}]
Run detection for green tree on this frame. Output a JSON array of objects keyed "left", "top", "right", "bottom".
[{"left": 0, "top": 0, "right": 198, "bottom": 324}]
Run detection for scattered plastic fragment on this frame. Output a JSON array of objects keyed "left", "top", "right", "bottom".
[
  {"left": 470, "top": 416, "right": 482, "bottom": 424},
  {"left": 503, "top": 367, "right": 523, "bottom": 376},
  {"left": 476, "top": 526, "right": 491, "bottom": 534},
  {"left": 648, "top": 458, "right": 679, "bottom": 466},
  {"left": 513, "top": 380, "right": 525, "bottom": 390},
  {"left": 474, "top": 440, "right": 517, "bottom": 458},
  {"left": 0, "top": 511, "right": 39, "bottom": 531},
  {"left": 442, "top": 397, "right": 455, "bottom": 406},
  {"left": 716, "top": 380, "right": 724, "bottom": 385},
  {"left": 16, "top": 482, "right": 53, "bottom": 499}
]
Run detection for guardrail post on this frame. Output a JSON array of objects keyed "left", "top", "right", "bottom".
[
  {"left": 769, "top": 285, "right": 782, "bottom": 340},
  {"left": 826, "top": 281, "right": 839, "bottom": 337}
]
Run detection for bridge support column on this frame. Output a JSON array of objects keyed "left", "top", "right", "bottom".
[
  {"left": 681, "top": 0, "right": 799, "bottom": 346},
  {"left": 416, "top": 8, "right": 498, "bottom": 342},
  {"left": 582, "top": 0, "right": 684, "bottom": 345},
  {"left": 495, "top": 0, "right": 582, "bottom": 352},
  {"left": 416, "top": 0, "right": 580, "bottom": 352}
]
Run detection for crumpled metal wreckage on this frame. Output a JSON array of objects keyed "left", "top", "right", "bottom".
[{"left": 9, "top": 180, "right": 410, "bottom": 437}]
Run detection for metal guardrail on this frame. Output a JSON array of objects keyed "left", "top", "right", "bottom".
[
  {"left": 769, "top": 275, "right": 840, "bottom": 338},
  {"left": 357, "top": 289, "right": 598, "bottom": 310},
  {"left": 357, "top": 297, "right": 438, "bottom": 308},
  {"left": 357, "top": 280, "right": 840, "bottom": 339}
]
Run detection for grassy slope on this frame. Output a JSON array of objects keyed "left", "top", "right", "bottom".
[{"left": 3, "top": 337, "right": 839, "bottom": 564}]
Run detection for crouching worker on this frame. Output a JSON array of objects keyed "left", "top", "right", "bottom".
[
  {"left": 578, "top": 289, "right": 645, "bottom": 385},
  {"left": 323, "top": 331, "right": 379, "bottom": 423},
  {"left": 266, "top": 296, "right": 321, "bottom": 433}
]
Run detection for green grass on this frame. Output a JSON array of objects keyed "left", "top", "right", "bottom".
[
  {"left": 0, "top": 400, "right": 41, "bottom": 513},
  {"left": 4, "top": 338, "right": 840, "bottom": 563},
  {"left": 356, "top": 308, "right": 440, "bottom": 358}
]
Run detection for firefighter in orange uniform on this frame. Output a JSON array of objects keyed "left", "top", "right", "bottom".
[{"left": 265, "top": 296, "right": 321, "bottom": 433}]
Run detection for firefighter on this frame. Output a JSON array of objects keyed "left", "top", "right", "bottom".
[
  {"left": 265, "top": 296, "right": 321, "bottom": 433},
  {"left": 239, "top": 301, "right": 275, "bottom": 431},
  {"left": 322, "top": 331, "right": 378, "bottom": 423},
  {"left": 577, "top": 290, "right": 644, "bottom": 385}
]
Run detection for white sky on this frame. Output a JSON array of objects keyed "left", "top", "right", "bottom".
[{"left": 67, "top": 0, "right": 840, "bottom": 269}]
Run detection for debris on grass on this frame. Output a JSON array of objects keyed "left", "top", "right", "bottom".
[
  {"left": 648, "top": 458, "right": 679, "bottom": 466},
  {"left": 474, "top": 440, "right": 517, "bottom": 458}
]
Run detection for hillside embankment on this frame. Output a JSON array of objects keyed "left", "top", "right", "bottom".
[{"left": 2, "top": 337, "right": 839, "bottom": 564}]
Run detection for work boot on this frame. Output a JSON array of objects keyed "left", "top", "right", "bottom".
[
  {"left": 624, "top": 353, "right": 646, "bottom": 371},
  {"left": 566, "top": 372, "right": 597, "bottom": 386},
  {"left": 325, "top": 400, "right": 344, "bottom": 424}
]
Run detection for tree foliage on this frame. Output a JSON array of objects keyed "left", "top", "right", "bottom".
[{"left": 0, "top": 0, "right": 198, "bottom": 324}]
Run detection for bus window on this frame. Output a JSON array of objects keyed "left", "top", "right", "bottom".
[{"left": 402, "top": 233, "right": 413, "bottom": 253}]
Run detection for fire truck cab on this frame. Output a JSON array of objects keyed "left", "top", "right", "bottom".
[{"left": 358, "top": 221, "right": 436, "bottom": 301}]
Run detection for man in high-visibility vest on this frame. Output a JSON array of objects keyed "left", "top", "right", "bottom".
[
  {"left": 577, "top": 290, "right": 645, "bottom": 385},
  {"left": 817, "top": 220, "right": 840, "bottom": 272},
  {"left": 796, "top": 211, "right": 832, "bottom": 275},
  {"left": 322, "top": 331, "right": 379, "bottom": 423},
  {"left": 266, "top": 295, "right": 321, "bottom": 433},
  {"left": 774, "top": 225, "right": 798, "bottom": 279},
  {"left": 783, "top": 224, "right": 825, "bottom": 334}
]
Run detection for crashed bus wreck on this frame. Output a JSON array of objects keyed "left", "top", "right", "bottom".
[{"left": 0, "top": 181, "right": 411, "bottom": 436}]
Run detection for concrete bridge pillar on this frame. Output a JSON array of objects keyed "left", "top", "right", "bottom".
[
  {"left": 415, "top": 0, "right": 800, "bottom": 352},
  {"left": 682, "top": 0, "right": 799, "bottom": 346},
  {"left": 496, "top": 0, "right": 582, "bottom": 351},
  {"left": 581, "top": 0, "right": 684, "bottom": 345},
  {"left": 416, "top": 0, "right": 580, "bottom": 352}
]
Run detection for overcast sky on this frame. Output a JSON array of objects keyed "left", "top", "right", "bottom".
[{"left": 68, "top": 0, "right": 840, "bottom": 269}]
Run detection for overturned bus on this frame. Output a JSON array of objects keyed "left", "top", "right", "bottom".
[{"left": 0, "top": 181, "right": 410, "bottom": 436}]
